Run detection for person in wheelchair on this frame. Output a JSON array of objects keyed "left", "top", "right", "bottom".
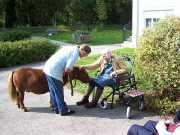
[
  {"left": 127, "top": 109, "right": 180, "bottom": 135},
  {"left": 76, "top": 48, "right": 129, "bottom": 108}
]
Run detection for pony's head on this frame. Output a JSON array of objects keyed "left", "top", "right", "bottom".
[
  {"left": 71, "top": 66, "right": 91, "bottom": 83},
  {"left": 63, "top": 66, "right": 91, "bottom": 85}
]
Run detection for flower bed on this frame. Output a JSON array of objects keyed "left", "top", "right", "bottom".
[
  {"left": 72, "top": 30, "right": 91, "bottom": 43},
  {"left": 72, "top": 34, "right": 91, "bottom": 43}
]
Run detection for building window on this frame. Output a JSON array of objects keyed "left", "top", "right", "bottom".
[{"left": 146, "top": 18, "right": 160, "bottom": 27}]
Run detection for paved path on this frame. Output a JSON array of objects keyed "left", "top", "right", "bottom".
[
  {"left": 0, "top": 40, "right": 165, "bottom": 135},
  {"left": 49, "top": 39, "right": 132, "bottom": 56}
]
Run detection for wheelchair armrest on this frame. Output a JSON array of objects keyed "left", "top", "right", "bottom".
[
  {"left": 117, "top": 74, "right": 134, "bottom": 81},
  {"left": 122, "top": 55, "right": 131, "bottom": 61}
]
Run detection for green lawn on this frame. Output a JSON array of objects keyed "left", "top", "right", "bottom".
[{"left": 31, "top": 25, "right": 125, "bottom": 46}]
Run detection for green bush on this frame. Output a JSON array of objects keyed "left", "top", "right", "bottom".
[
  {"left": 135, "top": 15, "right": 180, "bottom": 114},
  {"left": 0, "top": 39, "right": 60, "bottom": 67},
  {"left": 0, "top": 30, "right": 31, "bottom": 42}
]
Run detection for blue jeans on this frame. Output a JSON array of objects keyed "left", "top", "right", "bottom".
[
  {"left": 174, "top": 109, "right": 180, "bottom": 123},
  {"left": 127, "top": 120, "right": 157, "bottom": 135},
  {"left": 92, "top": 74, "right": 115, "bottom": 89},
  {"left": 45, "top": 74, "right": 68, "bottom": 114}
]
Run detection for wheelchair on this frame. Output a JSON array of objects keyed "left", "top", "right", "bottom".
[{"left": 93, "top": 54, "right": 144, "bottom": 119}]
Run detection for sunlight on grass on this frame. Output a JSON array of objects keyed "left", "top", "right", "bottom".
[{"left": 31, "top": 28, "right": 124, "bottom": 45}]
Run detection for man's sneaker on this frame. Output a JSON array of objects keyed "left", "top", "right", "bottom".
[{"left": 61, "top": 110, "right": 75, "bottom": 116}]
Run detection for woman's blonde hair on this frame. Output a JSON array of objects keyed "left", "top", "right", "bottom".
[{"left": 77, "top": 44, "right": 91, "bottom": 54}]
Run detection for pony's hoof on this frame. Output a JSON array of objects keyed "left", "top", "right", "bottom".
[
  {"left": 23, "top": 108, "right": 28, "bottom": 112},
  {"left": 16, "top": 104, "right": 20, "bottom": 108}
]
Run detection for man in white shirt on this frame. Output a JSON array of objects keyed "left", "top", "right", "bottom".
[{"left": 44, "top": 45, "right": 91, "bottom": 116}]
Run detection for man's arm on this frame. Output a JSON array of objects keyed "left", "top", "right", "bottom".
[{"left": 65, "top": 67, "right": 73, "bottom": 73}]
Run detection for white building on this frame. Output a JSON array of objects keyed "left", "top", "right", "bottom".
[{"left": 132, "top": 0, "right": 180, "bottom": 48}]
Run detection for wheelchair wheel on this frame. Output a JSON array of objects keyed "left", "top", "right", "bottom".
[
  {"left": 99, "top": 99, "right": 107, "bottom": 109},
  {"left": 139, "top": 101, "right": 144, "bottom": 111},
  {"left": 126, "top": 106, "right": 131, "bottom": 119}
]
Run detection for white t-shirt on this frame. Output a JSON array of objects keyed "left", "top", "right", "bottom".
[{"left": 43, "top": 46, "right": 79, "bottom": 82}]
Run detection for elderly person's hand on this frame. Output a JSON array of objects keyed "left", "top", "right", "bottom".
[
  {"left": 79, "top": 65, "right": 86, "bottom": 70},
  {"left": 165, "top": 119, "right": 173, "bottom": 126},
  {"left": 110, "top": 71, "right": 117, "bottom": 77}
]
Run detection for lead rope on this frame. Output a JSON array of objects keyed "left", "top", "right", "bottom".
[
  {"left": 69, "top": 73, "right": 74, "bottom": 96},
  {"left": 69, "top": 73, "right": 77, "bottom": 96}
]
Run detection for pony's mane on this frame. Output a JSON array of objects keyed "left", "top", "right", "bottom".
[{"left": 73, "top": 66, "right": 88, "bottom": 75}]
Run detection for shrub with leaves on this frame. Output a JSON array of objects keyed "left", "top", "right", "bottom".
[
  {"left": 0, "top": 30, "right": 31, "bottom": 42},
  {"left": 0, "top": 39, "right": 60, "bottom": 67},
  {"left": 135, "top": 15, "right": 180, "bottom": 114}
]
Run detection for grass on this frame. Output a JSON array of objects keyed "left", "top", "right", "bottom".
[
  {"left": 1, "top": 24, "right": 125, "bottom": 45},
  {"left": 30, "top": 25, "right": 125, "bottom": 46},
  {"left": 31, "top": 30, "right": 124, "bottom": 45}
]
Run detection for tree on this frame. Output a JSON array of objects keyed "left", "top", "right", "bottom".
[
  {"left": 2, "top": 0, "right": 132, "bottom": 28},
  {"left": 115, "top": 0, "right": 132, "bottom": 23},
  {"left": 95, "top": 0, "right": 107, "bottom": 31},
  {"left": 31, "top": 0, "right": 64, "bottom": 27},
  {"left": 16, "top": 0, "right": 30, "bottom": 27},
  {"left": 0, "top": 0, "right": 6, "bottom": 16},
  {"left": 67, "top": 0, "right": 96, "bottom": 23},
  {"left": 5, "top": 0, "right": 17, "bottom": 28}
]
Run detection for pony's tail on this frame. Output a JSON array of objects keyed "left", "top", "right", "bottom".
[{"left": 7, "top": 71, "right": 18, "bottom": 103}]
